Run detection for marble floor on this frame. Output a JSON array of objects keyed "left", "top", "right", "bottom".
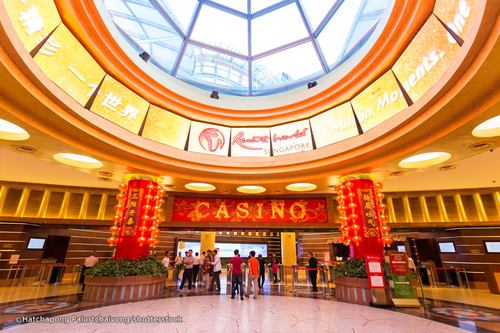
[{"left": 3, "top": 295, "right": 471, "bottom": 333}]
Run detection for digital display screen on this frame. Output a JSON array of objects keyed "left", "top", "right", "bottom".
[
  {"left": 438, "top": 242, "right": 456, "bottom": 253},
  {"left": 397, "top": 245, "right": 406, "bottom": 253},
  {"left": 26, "top": 238, "right": 46, "bottom": 250},
  {"left": 484, "top": 241, "right": 500, "bottom": 253},
  {"left": 176, "top": 240, "right": 268, "bottom": 258}
]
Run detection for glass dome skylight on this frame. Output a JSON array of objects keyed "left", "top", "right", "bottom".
[{"left": 99, "top": 0, "right": 393, "bottom": 96}]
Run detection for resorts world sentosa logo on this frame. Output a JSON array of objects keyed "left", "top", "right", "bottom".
[{"left": 199, "top": 128, "right": 225, "bottom": 152}]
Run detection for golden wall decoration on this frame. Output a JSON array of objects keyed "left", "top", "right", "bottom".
[
  {"left": 351, "top": 71, "right": 408, "bottom": 133},
  {"left": 310, "top": 102, "right": 359, "bottom": 148},
  {"left": 33, "top": 24, "right": 106, "bottom": 106},
  {"left": 141, "top": 105, "right": 191, "bottom": 150},
  {"left": 89, "top": 75, "right": 149, "bottom": 134},
  {"left": 3, "top": 0, "right": 61, "bottom": 52}
]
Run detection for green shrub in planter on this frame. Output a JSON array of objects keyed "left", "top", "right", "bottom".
[
  {"left": 85, "top": 256, "right": 167, "bottom": 278},
  {"left": 333, "top": 258, "right": 367, "bottom": 278}
]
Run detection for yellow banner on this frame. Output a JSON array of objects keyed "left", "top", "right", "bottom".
[
  {"left": 434, "top": 0, "right": 479, "bottom": 43},
  {"left": 142, "top": 106, "right": 191, "bottom": 150},
  {"left": 3, "top": 0, "right": 61, "bottom": 52},
  {"left": 351, "top": 71, "right": 408, "bottom": 133},
  {"left": 392, "top": 15, "right": 461, "bottom": 103},
  {"left": 89, "top": 75, "right": 149, "bottom": 134},
  {"left": 33, "top": 24, "right": 105, "bottom": 106},
  {"left": 310, "top": 102, "right": 359, "bottom": 148}
]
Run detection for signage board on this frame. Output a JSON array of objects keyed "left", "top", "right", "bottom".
[
  {"left": 173, "top": 197, "right": 328, "bottom": 223},
  {"left": 434, "top": 0, "right": 479, "bottom": 44},
  {"left": 365, "top": 255, "right": 386, "bottom": 288},
  {"left": 188, "top": 121, "right": 230, "bottom": 156},
  {"left": 389, "top": 253, "right": 410, "bottom": 274},
  {"left": 89, "top": 75, "right": 149, "bottom": 134},
  {"left": 310, "top": 102, "right": 359, "bottom": 148},
  {"left": 141, "top": 106, "right": 191, "bottom": 150},
  {"left": 271, "top": 120, "right": 313, "bottom": 156},
  {"left": 393, "top": 274, "right": 415, "bottom": 298},
  {"left": 230, "top": 127, "right": 271, "bottom": 157}
]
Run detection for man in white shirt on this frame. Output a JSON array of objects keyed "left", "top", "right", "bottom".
[
  {"left": 173, "top": 251, "right": 183, "bottom": 283},
  {"left": 211, "top": 249, "right": 222, "bottom": 294},
  {"left": 193, "top": 252, "right": 202, "bottom": 284}
]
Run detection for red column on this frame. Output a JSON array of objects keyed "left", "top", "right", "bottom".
[
  {"left": 335, "top": 177, "right": 391, "bottom": 259},
  {"left": 108, "top": 178, "right": 165, "bottom": 260}
]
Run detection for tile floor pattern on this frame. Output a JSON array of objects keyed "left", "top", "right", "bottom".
[
  {"left": 4, "top": 295, "right": 470, "bottom": 333},
  {"left": 1, "top": 284, "right": 499, "bottom": 332}
]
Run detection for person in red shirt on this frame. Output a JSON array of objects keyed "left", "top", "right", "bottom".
[
  {"left": 247, "top": 251, "right": 260, "bottom": 299},
  {"left": 229, "top": 249, "right": 244, "bottom": 300}
]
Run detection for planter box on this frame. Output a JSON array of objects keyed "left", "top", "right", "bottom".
[
  {"left": 334, "top": 277, "right": 372, "bottom": 305},
  {"left": 83, "top": 274, "right": 166, "bottom": 305}
]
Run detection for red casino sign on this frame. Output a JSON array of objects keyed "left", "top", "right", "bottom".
[{"left": 173, "top": 197, "right": 328, "bottom": 223}]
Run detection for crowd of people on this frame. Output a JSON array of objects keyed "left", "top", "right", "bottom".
[{"left": 161, "top": 249, "right": 281, "bottom": 300}]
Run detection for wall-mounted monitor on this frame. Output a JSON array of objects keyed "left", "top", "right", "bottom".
[
  {"left": 176, "top": 240, "right": 268, "bottom": 258},
  {"left": 484, "top": 241, "right": 500, "bottom": 253},
  {"left": 438, "top": 241, "right": 456, "bottom": 253},
  {"left": 397, "top": 245, "right": 406, "bottom": 253},
  {"left": 26, "top": 237, "right": 46, "bottom": 250}
]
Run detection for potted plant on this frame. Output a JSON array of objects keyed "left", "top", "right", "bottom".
[
  {"left": 333, "top": 258, "right": 371, "bottom": 305},
  {"left": 83, "top": 256, "right": 167, "bottom": 304}
]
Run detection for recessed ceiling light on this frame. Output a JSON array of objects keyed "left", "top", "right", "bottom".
[
  {"left": 185, "top": 182, "right": 216, "bottom": 192},
  {"left": 98, "top": 170, "right": 114, "bottom": 177},
  {"left": 285, "top": 183, "right": 317, "bottom": 192},
  {"left": 468, "top": 142, "right": 493, "bottom": 151},
  {"left": 398, "top": 152, "right": 451, "bottom": 169},
  {"left": 237, "top": 185, "right": 266, "bottom": 194},
  {"left": 15, "top": 145, "right": 38, "bottom": 154},
  {"left": 53, "top": 153, "right": 103, "bottom": 169},
  {"left": 97, "top": 177, "right": 112, "bottom": 182},
  {"left": 472, "top": 115, "right": 500, "bottom": 137},
  {"left": 0, "top": 119, "right": 30, "bottom": 141},
  {"left": 439, "top": 165, "right": 456, "bottom": 171},
  {"left": 389, "top": 171, "right": 406, "bottom": 177}
]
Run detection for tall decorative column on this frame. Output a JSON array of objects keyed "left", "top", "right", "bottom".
[
  {"left": 108, "top": 175, "right": 165, "bottom": 259},
  {"left": 335, "top": 175, "right": 391, "bottom": 259}
]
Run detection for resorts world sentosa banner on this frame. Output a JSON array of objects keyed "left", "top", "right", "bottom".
[
  {"left": 270, "top": 119, "right": 314, "bottom": 156},
  {"left": 188, "top": 121, "right": 231, "bottom": 156},
  {"left": 230, "top": 127, "right": 271, "bottom": 157},
  {"left": 173, "top": 197, "right": 328, "bottom": 223}
]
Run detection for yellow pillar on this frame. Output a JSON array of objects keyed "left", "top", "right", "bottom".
[
  {"left": 200, "top": 232, "right": 216, "bottom": 254},
  {"left": 281, "top": 232, "right": 297, "bottom": 266}
]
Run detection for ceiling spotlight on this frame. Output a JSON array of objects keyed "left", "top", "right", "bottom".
[
  {"left": 139, "top": 51, "right": 150, "bottom": 62},
  {"left": 53, "top": 153, "right": 103, "bottom": 169},
  {"left": 98, "top": 170, "right": 114, "bottom": 177},
  {"left": 185, "top": 182, "right": 216, "bottom": 192},
  {"left": 0, "top": 119, "right": 30, "bottom": 141},
  {"left": 15, "top": 145, "right": 38, "bottom": 154},
  {"left": 285, "top": 183, "right": 317, "bottom": 192},
  {"left": 389, "top": 171, "right": 406, "bottom": 177},
  {"left": 472, "top": 115, "right": 500, "bottom": 137},
  {"left": 307, "top": 81, "right": 317, "bottom": 89},
  {"left": 237, "top": 185, "right": 266, "bottom": 194},
  {"left": 398, "top": 152, "right": 451, "bottom": 169},
  {"left": 439, "top": 165, "right": 456, "bottom": 171},
  {"left": 210, "top": 91, "right": 219, "bottom": 99}
]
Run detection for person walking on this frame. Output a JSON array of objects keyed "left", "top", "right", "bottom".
[
  {"left": 211, "top": 249, "right": 222, "bottom": 294},
  {"left": 173, "top": 251, "right": 183, "bottom": 283},
  {"left": 161, "top": 251, "right": 170, "bottom": 279},
  {"left": 193, "top": 252, "right": 201, "bottom": 285},
  {"left": 229, "top": 249, "right": 244, "bottom": 300},
  {"left": 179, "top": 250, "right": 194, "bottom": 294},
  {"left": 257, "top": 254, "right": 266, "bottom": 292},
  {"left": 308, "top": 252, "right": 318, "bottom": 292},
  {"left": 246, "top": 251, "right": 260, "bottom": 299},
  {"left": 271, "top": 253, "right": 280, "bottom": 283},
  {"left": 206, "top": 250, "right": 213, "bottom": 290},
  {"left": 202, "top": 255, "right": 211, "bottom": 290}
]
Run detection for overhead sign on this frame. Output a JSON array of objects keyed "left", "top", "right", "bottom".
[
  {"left": 89, "top": 75, "right": 149, "bottom": 134},
  {"left": 434, "top": 0, "right": 478, "bottom": 44},
  {"left": 271, "top": 120, "right": 313, "bottom": 156},
  {"left": 4, "top": 0, "right": 61, "bottom": 52},
  {"left": 33, "top": 24, "right": 106, "bottom": 106},
  {"left": 230, "top": 127, "right": 271, "bottom": 157},
  {"left": 351, "top": 71, "right": 408, "bottom": 133},
  {"left": 310, "top": 102, "right": 359, "bottom": 148},
  {"left": 173, "top": 197, "right": 328, "bottom": 223},
  {"left": 188, "top": 121, "right": 230, "bottom": 156},
  {"left": 392, "top": 15, "right": 461, "bottom": 103},
  {"left": 141, "top": 106, "right": 191, "bottom": 150}
]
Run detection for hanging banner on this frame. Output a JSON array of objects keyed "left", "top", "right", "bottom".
[
  {"left": 310, "top": 102, "right": 359, "bottom": 148},
  {"left": 173, "top": 197, "right": 327, "bottom": 223},
  {"left": 230, "top": 127, "right": 271, "bottom": 157},
  {"left": 188, "top": 121, "right": 230, "bottom": 156},
  {"left": 271, "top": 120, "right": 313, "bottom": 156}
]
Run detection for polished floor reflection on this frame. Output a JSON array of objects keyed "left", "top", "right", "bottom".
[{"left": 0, "top": 282, "right": 499, "bottom": 332}]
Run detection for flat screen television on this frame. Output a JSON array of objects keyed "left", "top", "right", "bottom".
[
  {"left": 438, "top": 241, "right": 456, "bottom": 253},
  {"left": 397, "top": 245, "right": 406, "bottom": 253},
  {"left": 484, "top": 241, "right": 500, "bottom": 253},
  {"left": 26, "top": 237, "right": 46, "bottom": 250}
]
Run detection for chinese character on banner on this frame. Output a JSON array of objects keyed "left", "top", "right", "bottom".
[
  {"left": 102, "top": 92, "right": 122, "bottom": 111},
  {"left": 37, "top": 36, "right": 60, "bottom": 56},
  {"left": 120, "top": 104, "right": 140, "bottom": 120},
  {"left": 19, "top": 6, "right": 44, "bottom": 35}
]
